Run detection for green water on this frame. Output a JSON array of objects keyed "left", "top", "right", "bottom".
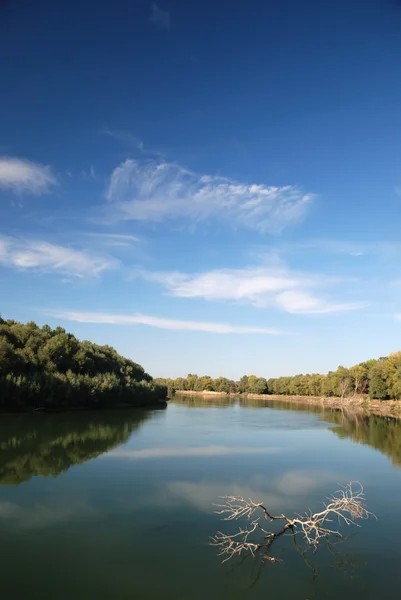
[{"left": 0, "top": 397, "right": 400, "bottom": 599}]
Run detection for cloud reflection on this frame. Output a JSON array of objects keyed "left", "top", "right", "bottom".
[
  {"left": 0, "top": 498, "right": 100, "bottom": 530},
  {"left": 164, "top": 470, "right": 344, "bottom": 513},
  {"left": 107, "top": 445, "right": 280, "bottom": 460}
]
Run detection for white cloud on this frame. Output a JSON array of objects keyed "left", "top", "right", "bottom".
[
  {"left": 275, "top": 290, "right": 365, "bottom": 314},
  {"left": 0, "top": 157, "right": 57, "bottom": 195},
  {"left": 49, "top": 310, "right": 291, "bottom": 335},
  {"left": 150, "top": 3, "right": 170, "bottom": 29},
  {"left": 138, "top": 265, "right": 367, "bottom": 315},
  {"left": 395, "top": 314, "right": 401, "bottom": 321},
  {"left": 105, "top": 159, "right": 313, "bottom": 233},
  {"left": 0, "top": 236, "right": 117, "bottom": 278}
]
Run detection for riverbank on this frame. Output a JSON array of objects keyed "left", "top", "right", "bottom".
[
  {"left": 173, "top": 390, "right": 401, "bottom": 419},
  {"left": 174, "top": 390, "right": 229, "bottom": 396}
]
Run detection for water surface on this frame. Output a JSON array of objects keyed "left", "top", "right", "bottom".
[{"left": 0, "top": 397, "right": 400, "bottom": 599}]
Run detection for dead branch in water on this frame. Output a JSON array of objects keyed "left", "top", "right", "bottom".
[{"left": 211, "top": 482, "right": 373, "bottom": 563}]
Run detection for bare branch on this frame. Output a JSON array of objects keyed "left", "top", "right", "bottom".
[
  {"left": 214, "top": 496, "right": 289, "bottom": 522},
  {"left": 210, "top": 521, "right": 262, "bottom": 563},
  {"left": 211, "top": 482, "right": 374, "bottom": 564}
]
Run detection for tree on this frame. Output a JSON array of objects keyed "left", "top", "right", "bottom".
[
  {"left": 385, "top": 352, "right": 401, "bottom": 400},
  {"left": 214, "top": 377, "right": 233, "bottom": 393},
  {"left": 186, "top": 373, "right": 198, "bottom": 391},
  {"left": 369, "top": 361, "right": 390, "bottom": 400},
  {"left": 162, "top": 350, "right": 401, "bottom": 402},
  {"left": 349, "top": 364, "right": 369, "bottom": 394},
  {"left": 238, "top": 375, "right": 249, "bottom": 393},
  {"left": 0, "top": 317, "right": 167, "bottom": 410},
  {"left": 173, "top": 377, "right": 187, "bottom": 391},
  {"left": 333, "top": 366, "right": 352, "bottom": 399}
]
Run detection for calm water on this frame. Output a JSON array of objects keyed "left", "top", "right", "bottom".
[{"left": 1, "top": 397, "right": 401, "bottom": 599}]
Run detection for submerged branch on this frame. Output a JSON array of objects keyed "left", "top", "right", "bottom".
[{"left": 211, "top": 482, "right": 374, "bottom": 564}]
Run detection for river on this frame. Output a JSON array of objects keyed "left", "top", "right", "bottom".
[{"left": 0, "top": 396, "right": 400, "bottom": 599}]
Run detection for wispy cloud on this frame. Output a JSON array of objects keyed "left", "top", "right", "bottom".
[
  {"left": 49, "top": 310, "right": 291, "bottom": 335},
  {"left": 100, "top": 127, "right": 163, "bottom": 159},
  {"left": 137, "top": 265, "right": 367, "bottom": 315},
  {"left": 275, "top": 290, "right": 365, "bottom": 314},
  {"left": 0, "top": 157, "right": 57, "bottom": 195},
  {"left": 101, "top": 127, "right": 145, "bottom": 152},
  {"left": 80, "top": 165, "right": 96, "bottom": 180},
  {"left": 150, "top": 3, "right": 170, "bottom": 29},
  {"left": 0, "top": 236, "right": 117, "bottom": 278},
  {"left": 105, "top": 159, "right": 314, "bottom": 233},
  {"left": 395, "top": 314, "right": 401, "bottom": 321},
  {"left": 83, "top": 232, "right": 140, "bottom": 247},
  {"left": 274, "top": 239, "right": 401, "bottom": 259}
]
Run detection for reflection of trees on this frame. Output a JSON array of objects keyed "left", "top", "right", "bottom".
[
  {"left": 327, "top": 411, "right": 401, "bottom": 467},
  {"left": 239, "top": 398, "right": 325, "bottom": 414},
  {"left": 173, "top": 396, "right": 237, "bottom": 409},
  {"left": 241, "top": 398, "right": 401, "bottom": 467},
  {"left": 238, "top": 398, "right": 401, "bottom": 467},
  {"left": 0, "top": 408, "right": 162, "bottom": 485}
]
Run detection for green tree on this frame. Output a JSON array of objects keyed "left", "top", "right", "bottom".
[
  {"left": 0, "top": 317, "right": 167, "bottom": 410},
  {"left": 369, "top": 361, "right": 389, "bottom": 400}
]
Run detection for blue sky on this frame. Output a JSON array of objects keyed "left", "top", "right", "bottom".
[{"left": 1, "top": 0, "right": 401, "bottom": 379}]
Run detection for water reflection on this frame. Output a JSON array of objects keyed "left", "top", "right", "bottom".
[
  {"left": 0, "top": 408, "right": 164, "bottom": 485},
  {"left": 175, "top": 397, "right": 401, "bottom": 467},
  {"left": 177, "top": 396, "right": 237, "bottom": 409},
  {"left": 0, "top": 397, "right": 400, "bottom": 599},
  {"left": 250, "top": 397, "right": 401, "bottom": 467},
  {"left": 253, "top": 399, "right": 401, "bottom": 467},
  {"left": 327, "top": 411, "right": 401, "bottom": 468},
  {"left": 109, "top": 445, "right": 279, "bottom": 460}
]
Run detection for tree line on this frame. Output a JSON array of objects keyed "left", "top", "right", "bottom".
[
  {"left": 157, "top": 352, "right": 401, "bottom": 400},
  {"left": 0, "top": 316, "right": 167, "bottom": 411}
]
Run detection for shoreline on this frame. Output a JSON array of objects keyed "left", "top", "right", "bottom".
[
  {"left": 174, "top": 390, "right": 229, "bottom": 396},
  {"left": 173, "top": 390, "right": 401, "bottom": 419},
  {"left": 0, "top": 399, "right": 169, "bottom": 415}
]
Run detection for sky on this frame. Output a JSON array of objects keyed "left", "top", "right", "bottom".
[{"left": 1, "top": 0, "right": 401, "bottom": 379}]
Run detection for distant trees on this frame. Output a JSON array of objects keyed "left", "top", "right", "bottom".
[
  {"left": 0, "top": 316, "right": 167, "bottom": 411},
  {"left": 157, "top": 351, "right": 401, "bottom": 401},
  {"left": 158, "top": 373, "right": 268, "bottom": 396}
]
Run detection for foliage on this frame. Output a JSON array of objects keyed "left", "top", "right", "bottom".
[
  {"left": 0, "top": 316, "right": 167, "bottom": 410},
  {"left": 158, "top": 351, "right": 401, "bottom": 401}
]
